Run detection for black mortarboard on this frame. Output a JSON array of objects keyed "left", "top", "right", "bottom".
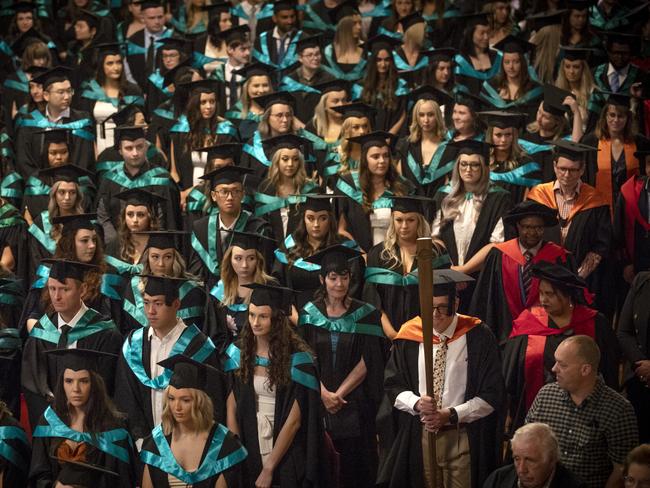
[
  {"left": 35, "top": 128, "right": 71, "bottom": 145},
  {"left": 12, "top": 1, "right": 35, "bottom": 13},
  {"left": 137, "top": 0, "right": 163, "bottom": 10},
  {"left": 365, "top": 34, "right": 402, "bottom": 53},
  {"left": 346, "top": 130, "right": 394, "bottom": 151},
  {"left": 215, "top": 24, "right": 250, "bottom": 44},
  {"left": 227, "top": 230, "right": 276, "bottom": 250},
  {"left": 95, "top": 42, "right": 125, "bottom": 57},
  {"left": 10, "top": 27, "right": 49, "bottom": 58},
  {"left": 161, "top": 60, "right": 192, "bottom": 88},
  {"left": 32, "top": 66, "right": 72, "bottom": 90},
  {"left": 565, "top": 0, "right": 592, "bottom": 10},
  {"left": 178, "top": 79, "right": 220, "bottom": 95},
  {"left": 457, "top": 11, "right": 489, "bottom": 28},
  {"left": 304, "top": 244, "right": 362, "bottom": 276},
  {"left": 387, "top": 195, "right": 432, "bottom": 214},
  {"left": 605, "top": 32, "right": 639, "bottom": 48},
  {"left": 399, "top": 12, "right": 425, "bottom": 32},
  {"left": 115, "top": 188, "right": 166, "bottom": 207},
  {"left": 51, "top": 213, "right": 97, "bottom": 234},
  {"left": 232, "top": 61, "right": 274, "bottom": 79},
  {"left": 300, "top": 193, "right": 345, "bottom": 213},
  {"left": 542, "top": 84, "right": 573, "bottom": 117},
  {"left": 244, "top": 283, "right": 294, "bottom": 314},
  {"left": 45, "top": 348, "right": 116, "bottom": 373},
  {"left": 140, "top": 274, "right": 186, "bottom": 302},
  {"left": 54, "top": 457, "right": 119, "bottom": 485},
  {"left": 531, "top": 261, "right": 587, "bottom": 289},
  {"left": 328, "top": 0, "right": 359, "bottom": 24},
  {"left": 552, "top": 139, "right": 597, "bottom": 161},
  {"left": 42, "top": 258, "right": 99, "bottom": 282},
  {"left": 201, "top": 1, "right": 231, "bottom": 14},
  {"left": 493, "top": 34, "right": 535, "bottom": 54},
  {"left": 295, "top": 34, "right": 322, "bottom": 53},
  {"left": 420, "top": 47, "right": 457, "bottom": 61},
  {"left": 526, "top": 9, "right": 566, "bottom": 30},
  {"left": 134, "top": 230, "right": 188, "bottom": 250},
  {"left": 101, "top": 104, "right": 145, "bottom": 140},
  {"left": 454, "top": 91, "right": 489, "bottom": 113},
  {"left": 38, "top": 164, "right": 94, "bottom": 183},
  {"left": 479, "top": 110, "right": 527, "bottom": 129},
  {"left": 447, "top": 139, "right": 492, "bottom": 160},
  {"left": 331, "top": 102, "right": 377, "bottom": 119},
  {"left": 253, "top": 91, "right": 296, "bottom": 110},
  {"left": 156, "top": 36, "right": 188, "bottom": 51},
  {"left": 634, "top": 134, "right": 650, "bottom": 161},
  {"left": 25, "top": 65, "right": 49, "bottom": 77},
  {"left": 431, "top": 269, "right": 475, "bottom": 314},
  {"left": 313, "top": 79, "right": 350, "bottom": 96},
  {"left": 503, "top": 200, "right": 558, "bottom": 226},
  {"left": 408, "top": 85, "right": 453, "bottom": 107},
  {"left": 262, "top": 134, "right": 309, "bottom": 155},
  {"left": 200, "top": 165, "right": 253, "bottom": 187},
  {"left": 158, "top": 354, "right": 220, "bottom": 391},
  {"left": 560, "top": 45, "right": 594, "bottom": 61},
  {"left": 114, "top": 125, "right": 146, "bottom": 144},
  {"left": 273, "top": 0, "right": 296, "bottom": 12},
  {"left": 197, "top": 142, "right": 241, "bottom": 162},
  {"left": 600, "top": 91, "right": 632, "bottom": 108},
  {"left": 74, "top": 9, "right": 100, "bottom": 29}
]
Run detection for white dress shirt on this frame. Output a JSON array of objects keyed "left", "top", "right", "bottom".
[
  {"left": 57, "top": 302, "right": 89, "bottom": 349},
  {"left": 148, "top": 318, "right": 187, "bottom": 426},
  {"left": 394, "top": 315, "right": 494, "bottom": 423},
  {"left": 219, "top": 213, "right": 238, "bottom": 245},
  {"left": 45, "top": 106, "right": 71, "bottom": 123}
]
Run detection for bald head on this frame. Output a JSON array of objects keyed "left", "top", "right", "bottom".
[{"left": 561, "top": 335, "right": 600, "bottom": 370}]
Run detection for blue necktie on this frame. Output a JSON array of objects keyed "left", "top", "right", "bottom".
[{"left": 609, "top": 70, "right": 620, "bottom": 93}]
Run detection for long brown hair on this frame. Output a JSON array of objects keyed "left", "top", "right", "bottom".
[
  {"left": 287, "top": 209, "right": 340, "bottom": 263},
  {"left": 186, "top": 90, "right": 222, "bottom": 152},
  {"left": 359, "top": 145, "right": 407, "bottom": 212},
  {"left": 117, "top": 205, "right": 160, "bottom": 262},
  {"left": 361, "top": 49, "right": 400, "bottom": 111}
]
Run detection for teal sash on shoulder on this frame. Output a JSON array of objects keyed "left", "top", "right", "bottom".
[
  {"left": 0, "top": 202, "right": 23, "bottom": 227},
  {"left": 104, "top": 255, "right": 143, "bottom": 276},
  {"left": 3, "top": 70, "right": 28, "bottom": 93},
  {"left": 0, "top": 426, "right": 28, "bottom": 472},
  {"left": 335, "top": 174, "right": 393, "bottom": 208},
  {"left": 27, "top": 210, "right": 55, "bottom": 254},
  {"left": 321, "top": 44, "right": 367, "bottom": 81},
  {"left": 209, "top": 281, "right": 248, "bottom": 312},
  {"left": 480, "top": 81, "right": 542, "bottom": 110},
  {"left": 24, "top": 175, "right": 50, "bottom": 196},
  {"left": 103, "top": 163, "right": 173, "bottom": 189},
  {"left": 122, "top": 275, "right": 147, "bottom": 327},
  {"left": 81, "top": 79, "right": 144, "bottom": 107},
  {"left": 252, "top": 31, "right": 301, "bottom": 70},
  {"left": 299, "top": 301, "right": 383, "bottom": 337},
  {"left": 454, "top": 51, "right": 502, "bottom": 80},
  {"left": 29, "top": 309, "right": 115, "bottom": 345},
  {"left": 123, "top": 324, "right": 215, "bottom": 389},
  {"left": 15, "top": 110, "right": 94, "bottom": 141},
  {"left": 141, "top": 424, "right": 247, "bottom": 484},
  {"left": 490, "top": 162, "right": 541, "bottom": 187},
  {"left": 254, "top": 182, "right": 317, "bottom": 216},
  {"left": 33, "top": 407, "right": 132, "bottom": 463},
  {"left": 274, "top": 235, "right": 358, "bottom": 271},
  {"left": 279, "top": 75, "right": 321, "bottom": 94},
  {"left": 405, "top": 142, "right": 452, "bottom": 185},
  {"left": 392, "top": 50, "right": 428, "bottom": 72},
  {"left": 242, "top": 131, "right": 270, "bottom": 166},
  {"left": 299, "top": 1, "right": 335, "bottom": 31}
]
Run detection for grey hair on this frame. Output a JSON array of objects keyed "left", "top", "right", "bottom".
[{"left": 512, "top": 423, "right": 560, "bottom": 464}]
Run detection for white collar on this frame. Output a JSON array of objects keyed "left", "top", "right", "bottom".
[
  {"left": 45, "top": 105, "right": 71, "bottom": 123},
  {"left": 607, "top": 63, "right": 630, "bottom": 76},
  {"left": 147, "top": 318, "right": 186, "bottom": 341},
  {"left": 58, "top": 302, "right": 88, "bottom": 329},
  {"left": 433, "top": 314, "right": 458, "bottom": 341}
]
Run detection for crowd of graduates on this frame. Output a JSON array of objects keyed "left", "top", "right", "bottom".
[{"left": 0, "top": 0, "right": 649, "bottom": 485}]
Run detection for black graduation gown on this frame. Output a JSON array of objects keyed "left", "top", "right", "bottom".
[
  {"left": 15, "top": 108, "right": 96, "bottom": 178},
  {"left": 1, "top": 70, "right": 30, "bottom": 136},
  {"left": 519, "top": 132, "right": 557, "bottom": 184},
  {"left": 299, "top": 299, "right": 385, "bottom": 487},
  {"left": 29, "top": 411, "right": 136, "bottom": 488},
  {"left": 377, "top": 322, "right": 505, "bottom": 488},
  {"left": 0, "top": 202, "right": 28, "bottom": 285},
  {"left": 614, "top": 176, "right": 650, "bottom": 273},
  {"left": 490, "top": 155, "right": 542, "bottom": 204},
  {"left": 0, "top": 415, "right": 30, "bottom": 488},
  {"left": 73, "top": 82, "right": 144, "bottom": 135},
  {"left": 20, "top": 309, "right": 123, "bottom": 430},
  {"left": 27, "top": 211, "right": 58, "bottom": 283},
  {"left": 114, "top": 324, "right": 225, "bottom": 441},
  {"left": 204, "top": 292, "right": 246, "bottom": 353},
  {"left": 395, "top": 138, "right": 449, "bottom": 210},
  {"left": 126, "top": 29, "right": 169, "bottom": 89},
  {"left": 141, "top": 423, "right": 245, "bottom": 488},
  {"left": 282, "top": 67, "right": 334, "bottom": 125},
  {"left": 256, "top": 180, "right": 317, "bottom": 243}
]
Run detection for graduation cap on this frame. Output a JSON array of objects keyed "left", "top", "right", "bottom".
[
  {"left": 253, "top": 91, "right": 296, "bottom": 110},
  {"left": 531, "top": 261, "right": 587, "bottom": 289},
  {"left": 53, "top": 457, "right": 119, "bottom": 486},
  {"left": 542, "top": 84, "right": 573, "bottom": 117},
  {"left": 564, "top": 0, "right": 592, "bottom": 10},
  {"left": 456, "top": 11, "right": 489, "bottom": 28},
  {"left": 398, "top": 12, "right": 425, "bottom": 32},
  {"left": 226, "top": 230, "right": 276, "bottom": 250},
  {"left": 178, "top": 79, "right": 220, "bottom": 95},
  {"left": 479, "top": 110, "right": 527, "bottom": 129},
  {"left": 346, "top": 130, "right": 394, "bottom": 151},
  {"left": 161, "top": 60, "right": 192, "bottom": 88},
  {"left": 560, "top": 45, "right": 595, "bottom": 61},
  {"left": 272, "top": 0, "right": 296, "bottom": 12},
  {"left": 420, "top": 47, "right": 457, "bottom": 62},
  {"left": 74, "top": 9, "right": 100, "bottom": 29},
  {"left": 9, "top": 27, "right": 50, "bottom": 57},
  {"left": 408, "top": 85, "right": 453, "bottom": 107},
  {"left": 304, "top": 244, "right": 362, "bottom": 276},
  {"left": 45, "top": 348, "right": 117, "bottom": 373},
  {"left": 331, "top": 102, "right": 377, "bottom": 120},
  {"left": 94, "top": 42, "right": 124, "bottom": 57},
  {"left": 454, "top": 91, "right": 489, "bottom": 113},
  {"left": 431, "top": 269, "right": 475, "bottom": 314},
  {"left": 115, "top": 188, "right": 166, "bottom": 208},
  {"left": 32, "top": 66, "right": 72, "bottom": 90},
  {"left": 201, "top": 1, "right": 231, "bottom": 14},
  {"left": 387, "top": 195, "right": 433, "bottom": 214},
  {"left": 11, "top": 1, "right": 36, "bottom": 12},
  {"left": 600, "top": 90, "right": 632, "bottom": 107},
  {"left": 140, "top": 274, "right": 187, "bottom": 302},
  {"left": 197, "top": 142, "right": 242, "bottom": 162},
  {"left": 158, "top": 354, "right": 220, "bottom": 391},
  {"left": 38, "top": 164, "right": 94, "bottom": 183},
  {"left": 503, "top": 200, "right": 558, "bottom": 227},
  {"left": 156, "top": 36, "right": 188, "bottom": 52},
  {"left": 25, "top": 65, "right": 49, "bottom": 77},
  {"left": 262, "top": 134, "right": 309, "bottom": 155},
  {"left": 215, "top": 24, "right": 250, "bottom": 44},
  {"left": 365, "top": 34, "right": 402, "bottom": 54},
  {"left": 447, "top": 139, "right": 492, "bottom": 160},
  {"left": 493, "top": 34, "right": 535, "bottom": 55},
  {"left": 232, "top": 61, "right": 274, "bottom": 79},
  {"left": 133, "top": 230, "right": 188, "bottom": 250},
  {"left": 243, "top": 283, "right": 294, "bottom": 314},
  {"left": 525, "top": 9, "right": 567, "bottom": 30},
  {"left": 51, "top": 213, "right": 97, "bottom": 234},
  {"left": 313, "top": 79, "right": 350, "bottom": 96},
  {"left": 101, "top": 104, "right": 145, "bottom": 140},
  {"left": 604, "top": 32, "right": 639, "bottom": 49},
  {"left": 295, "top": 34, "right": 323, "bottom": 53},
  {"left": 35, "top": 128, "right": 71, "bottom": 145},
  {"left": 299, "top": 193, "right": 345, "bottom": 213},
  {"left": 552, "top": 139, "right": 597, "bottom": 161},
  {"left": 136, "top": 0, "right": 163, "bottom": 10},
  {"left": 328, "top": 0, "right": 359, "bottom": 24},
  {"left": 41, "top": 258, "right": 100, "bottom": 282},
  {"left": 114, "top": 125, "right": 146, "bottom": 144},
  {"left": 200, "top": 165, "right": 253, "bottom": 188}
]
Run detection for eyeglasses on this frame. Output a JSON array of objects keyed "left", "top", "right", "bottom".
[
  {"left": 432, "top": 305, "right": 450, "bottom": 314},
  {"left": 624, "top": 476, "right": 650, "bottom": 488},
  {"left": 214, "top": 189, "right": 243, "bottom": 198},
  {"left": 555, "top": 166, "right": 582, "bottom": 174},
  {"left": 270, "top": 112, "right": 292, "bottom": 120},
  {"left": 459, "top": 162, "right": 481, "bottom": 170},
  {"left": 49, "top": 88, "right": 74, "bottom": 96}
]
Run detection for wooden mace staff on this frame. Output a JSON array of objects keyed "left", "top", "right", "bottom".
[{"left": 416, "top": 236, "right": 437, "bottom": 487}]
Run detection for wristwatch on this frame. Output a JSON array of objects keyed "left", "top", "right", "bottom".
[{"left": 448, "top": 407, "right": 459, "bottom": 425}]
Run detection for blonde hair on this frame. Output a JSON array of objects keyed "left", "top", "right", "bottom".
[
  {"left": 408, "top": 99, "right": 446, "bottom": 143},
  {"left": 140, "top": 247, "right": 199, "bottom": 281},
  {"left": 380, "top": 212, "right": 431, "bottom": 267},
  {"left": 258, "top": 104, "right": 296, "bottom": 139},
  {"left": 440, "top": 154, "right": 490, "bottom": 222},
  {"left": 220, "top": 246, "right": 273, "bottom": 305},
  {"left": 555, "top": 59, "right": 594, "bottom": 116},
  {"left": 486, "top": 126, "right": 526, "bottom": 171},
  {"left": 530, "top": 24, "right": 561, "bottom": 84},
  {"left": 47, "top": 181, "right": 85, "bottom": 240},
  {"left": 334, "top": 14, "right": 363, "bottom": 56},
  {"left": 337, "top": 117, "right": 369, "bottom": 175},
  {"left": 266, "top": 147, "right": 308, "bottom": 191},
  {"left": 403, "top": 22, "right": 425, "bottom": 47},
  {"left": 241, "top": 75, "right": 272, "bottom": 117},
  {"left": 526, "top": 102, "right": 568, "bottom": 139},
  {"left": 161, "top": 387, "right": 215, "bottom": 435}
]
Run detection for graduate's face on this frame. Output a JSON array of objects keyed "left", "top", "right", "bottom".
[
  {"left": 212, "top": 183, "right": 243, "bottom": 214},
  {"left": 143, "top": 6, "right": 165, "bottom": 33},
  {"left": 452, "top": 104, "right": 473, "bottom": 134},
  {"left": 472, "top": 25, "right": 489, "bottom": 51},
  {"left": 166, "top": 386, "right": 194, "bottom": 424},
  {"left": 231, "top": 246, "right": 258, "bottom": 279},
  {"left": 29, "top": 81, "right": 44, "bottom": 102},
  {"left": 502, "top": 52, "right": 522, "bottom": 80},
  {"left": 491, "top": 127, "right": 514, "bottom": 152},
  {"left": 304, "top": 210, "right": 330, "bottom": 240},
  {"left": 516, "top": 216, "right": 545, "bottom": 249},
  {"left": 16, "top": 12, "right": 34, "bottom": 32},
  {"left": 347, "top": 117, "right": 370, "bottom": 137},
  {"left": 63, "top": 369, "right": 92, "bottom": 409},
  {"left": 32, "top": 57, "right": 48, "bottom": 67},
  {"left": 124, "top": 204, "right": 151, "bottom": 232},
  {"left": 128, "top": 2, "right": 142, "bottom": 19},
  {"left": 75, "top": 229, "right": 98, "bottom": 263},
  {"left": 569, "top": 8, "right": 587, "bottom": 31},
  {"left": 248, "top": 303, "right": 273, "bottom": 337},
  {"left": 435, "top": 61, "right": 451, "bottom": 85},
  {"left": 228, "top": 42, "right": 251, "bottom": 66},
  {"left": 74, "top": 20, "right": 96, "bottom": 42},
  {"left": 247, "top": 75, "right": 271, "bottom": 98},
  {"left": 562, "top": 58, "right": 583, "bottom": 83},
  {"left": 47, "top": 142, "right": 70, "bottom": 167},
  {"left": 365, "top": 145, "right": 391, "bottom": 177},
  {"left": 431, "top": 295, "right": 456, "bottom": 332},
  {"left": 273, "top": 8, "right": 296, "bottom": 34},
  {"left": 144, "top": 294, "right": 181, "bottom": 329},
  {"left": 218, "top": 12, "right": 232, "bottom": 32},
  {"left": 554, "top": 157, "right": 584, "bottom": 188},
  {"left": 607, "top": 42, "right": 631, "bottom": 71},
  {"left": 119, "top": 138, "right": 148, "bottom": 168},
  {"left": 161, "top": 48, "right": 181, "bottom": 70},
  {"left": 625, "top": 463, "right": 650, "bottom": 488},
  {"left": 458, "top": 154, "right": 483, "bottom": 186},
  {"left": 268, "top": 103, "right": 293, "bottom": 134},
  {"left": 512, "top": 438, "right": 556, "bottom": 488},
  {"left": 103, "top": 54, "right": 123, "bottom": 80},
  {"left": 417, "top": 101, "right": 438, "bottom": 133},
  {"left": 493, "top": 2, "right": 510, "bottom": 24},
  {"left": 47, "top": 277, "right": 84, "bottom": 316},
  {"left": 55, "top": 182, "right": 78, "bottom": 211},
  {"left": 199, "top": 92, "right": 217, "bottom": 119},
  {"left": 394, "top": 0, "right": 413, "bottom": 18},
  {"left": 299, "top": 47, "right": 321, "bottom": 70},
  {"left": 536, "top": 105, "right": 557, "bottom": 132},
  {"left": 375, "top": 49, "right": 392, "bottom": 75},
  {"left": 538, "top": 280, "right": 571, "bottom": 318},
  {"left": 73, "top": 0, "right": 89, "bottom": 7},
  {"left": 322, "top": 271, "right": 350, "bottom": 300},
  {"left": 148, "top": 247, "right": 175, "bottom": 275},
  {"left": 393, "top": 211, "right": 419, "bottom": 242},
  {"left": 44, "top": 80, "right": 73, "bottom": 112},
  {"left": 325, "top": 90, "right": 348, "bottom": 120},
  {"left": 276, "top": 148, "right": 300, "bottom": 178},
  {"left": 551, "top": 340, "right": 592, "bottom": 392},
  {"left": 605, "top": 105, "right": 628, "bottom": 135}
]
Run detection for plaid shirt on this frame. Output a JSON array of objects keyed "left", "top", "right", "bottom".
[{"left": 526, "top": 379, "right": 639, "bottom": 488}]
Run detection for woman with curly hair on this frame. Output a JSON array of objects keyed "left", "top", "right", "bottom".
[
  {"left": 336, "top": 131, "right": 410, "bottom": 252},
  {"left": 225, "top": 283, "right": 327, "bottom": 487},
  {"left": 29, "top": 349, "right": 137, "bottom": 487}
]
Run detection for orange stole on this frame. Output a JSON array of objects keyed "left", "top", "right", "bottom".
[
  {"left": 395, "top": 314, "right": 482, "bottom": 343},
  {"left": 595, "top": 139, "right": 639, "bottom": 215},
  {"left": 527, "top": 181, "right": 610, "bottom": 222}
]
